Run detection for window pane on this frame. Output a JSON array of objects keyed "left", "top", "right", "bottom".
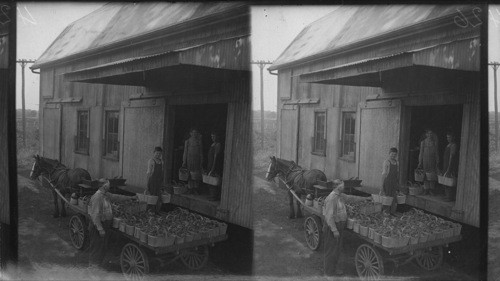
[
  {"left": 341, "top": 112, "right": 356, "bottom": 157},
  {"left": 105, "top": 111, "right": 119, "bottom": 155}
]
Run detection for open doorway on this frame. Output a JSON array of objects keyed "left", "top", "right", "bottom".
[
  {"left": 407, "top": 104, "right": 463, "bottom": 200},
  {"left": 171, "top": 103, "right": 228, "bottom": 202}
]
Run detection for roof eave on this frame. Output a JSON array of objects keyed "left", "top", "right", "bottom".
[
  {"left": 269, "top": 6, "right": 478, "bottom": 72},
  {"left": 31, "top": 3, "right": 249, "bottom": 70}
]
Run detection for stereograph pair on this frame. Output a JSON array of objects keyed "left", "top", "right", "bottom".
[{"left": 0, "top": 3, "right": 493, "bottom": 280}]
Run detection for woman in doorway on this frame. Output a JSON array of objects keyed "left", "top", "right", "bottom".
[
  {"left": 381, "top": 147, "right": 399, "bottom": 214},
  {"left": 418, "top": 129, "right": 440, "bottom": 195},
  {"left": 183, "top": 128, "right": 203, "bottom": 194},
  {"left": 146, "top": 146, "right": 164, "bottom": 212},
  {"left": 442, "top": 132, "right": 459, "bottom": 201},
  {"left": 206, "top": 131, "right": 223, "bottom": 201}
]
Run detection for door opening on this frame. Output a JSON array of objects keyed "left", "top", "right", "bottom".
[
  {"left": 407, "top": 104, "right": 462, "bottom": 202},
  {"left": 171, "top": 103, "right": 228, "bottom": 202}
]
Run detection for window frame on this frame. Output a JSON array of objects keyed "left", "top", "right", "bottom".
[
  {"left": 339, "top": 110, "right": 356, "bottom": 162},
  {"left": 74, "top": 109, "right": 90, "bottom": 155},
  {"left": 103, "top": 110, "right": 120, "bottom": 161},
  {"left": 311, "top": 110, "right": 327, "bottom": 157}
]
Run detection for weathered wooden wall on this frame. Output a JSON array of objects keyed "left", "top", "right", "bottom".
[
  {"left": 41, "top": 105, "right": 61, "bottom": 160},
  {"left": 39, "top": 62, "right": 142, "bottom": 180},
  {"left": 220, "top": 99, "right": 252, "bottom": 228},
  {"left": 453, "top": 76, "right": 480, "bottom": 227},
  {"left": 276, "top": 66, "right": 377, "bottom": 181}
]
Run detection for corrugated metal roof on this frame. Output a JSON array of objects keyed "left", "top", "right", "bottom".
[
  {"left": 270, "top": 5, "right": 473, "bottom": 70},
  {"left": 33, "top": 2, "right": 245, "bottom": 68}
]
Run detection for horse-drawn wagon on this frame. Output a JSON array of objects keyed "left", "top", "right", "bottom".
[
  {"left": 266, "top": 156, "right": 462, "bottom": 280},
  {"left": 40, "top": 175, "right": 228, "bottom": 280},
  {"left": 33, "top": 155, "right": 228, "bottom": 280},
  {"left": 282, "top": 178, "right": 462, "bottom": 280}
]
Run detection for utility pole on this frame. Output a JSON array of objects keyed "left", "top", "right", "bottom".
[
  {"left": 251, "top": 60, "right": 273, "bottom": 148},
  {"left": 490, "top": 62, "right": 500, "bottom": 151},
  {"left": 16, "top": 59, "right": 36, "bottom": 147}
]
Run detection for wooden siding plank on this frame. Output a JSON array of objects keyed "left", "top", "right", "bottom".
[
  {"left": 325, "top": 107, "right": 341, "bottom": 179},
  {"left": 220, "top": 100, "right": 252, "bottom": 228},
  {"left": 462, "top": 97, "right": 480, "bottom": 227},
  {"left": 278, "top": 69, "right": 292, "bottom": 100},
  {"left": 399, "top": 105, "right": 411, "bottom": 186},
  {"left": 163, "top": 105, "right": 175, "bottom": 187},
  {"left": 41, "top": 68, "right": 54, "bottom": 98},
  {"left": 454, "top": 102, "right": 470, "bottom": 221},
  {"left": 219, "top": 102, "right": 234, "bottom": 216},
  {"left": 280, "top": 108, "right": 298, "bottom": 161},
  {"left": 42, "top": 106, "right": 61, "bottom": 161}
]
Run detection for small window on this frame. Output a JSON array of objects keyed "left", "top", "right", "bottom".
[
  {"left": 104, "top": 111, "right": 119, "bottom": 159},
  {"left": 75, "top": 110, "right": 89, "bottom": 154},
  {"left": 312, "top": 111, "right": 326, "bottom": 156},
  {"left": 341, "top": 112, "right": 356, "bottom": 160}
]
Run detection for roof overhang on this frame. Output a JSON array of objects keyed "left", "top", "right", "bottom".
[
  {"left": 63, "top": 36, "right": 249, "bottom": 86},
  {"left": 299, "top": 37, "right": 479, "bottom": 87}
]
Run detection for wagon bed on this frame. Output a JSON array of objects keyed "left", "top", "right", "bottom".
[
  {"left": 280, "top": 178, "right": 462, "bottom": 280},
  {"left": 42, "top": 176, "right": 228, "bottom": 280}
]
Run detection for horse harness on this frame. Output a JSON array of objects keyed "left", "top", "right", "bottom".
[
  {"left": 281, "top": 162, "right": 306, "bottom": 189},
  {"left": 39, "top": 159, "right": 69, "bottom": 188}
]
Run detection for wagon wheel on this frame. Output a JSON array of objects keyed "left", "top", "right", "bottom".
[
  {"left": 120, "top": 243, "right": 150, "bottom": 281},
  {"left": 68, "top": 214, "right": 88, "bottom": 250},
  {"left": 304, "top": 215, "right": 322, "bottom": 251},
  {"left": 415, "top": 246, "right": 443, "bottom": 271},
  {"left": 180, "top": 245, "right": 209, "bottom": 270},
  {"left": 355, "top": 244, "right": 384, "bottom": 280}
]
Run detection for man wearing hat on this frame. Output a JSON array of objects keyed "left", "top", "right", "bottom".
[
  {"left": 322, "top": 179, "right": 370, "bottom": 276},
  {"left": 88, "top": 179, "right": 137, "bottom": 268}
]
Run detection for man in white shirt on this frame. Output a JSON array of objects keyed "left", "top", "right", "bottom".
[
  {"left": 322, "top": 180, "right": 369, "bottom": 276},
  {"left": 88, "top": 179, "right": 136, "bottom": 268}
]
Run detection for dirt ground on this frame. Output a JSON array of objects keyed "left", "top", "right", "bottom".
[
  {"left": 488, "top": 176, "right": 500, "bottom": 281},
  {"left": 12, "top": 169, "right": 243, "bottom": 281},
  {"left": 252, "top": 165, "right": 479, "bottom": 280}
]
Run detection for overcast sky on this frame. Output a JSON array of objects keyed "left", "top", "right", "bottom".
[
  {"left": 250, "top": 6, "right": 337, "bottom": 111},
  {"left": 16, "top": 2, "right": 103, "bottom": 110}
]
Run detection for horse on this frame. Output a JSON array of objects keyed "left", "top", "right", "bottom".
[
  {"left": 30, "top": 155, "right": 91, "bottom": 218},
  {"left": 265, "top": 156, "right": 327, "bottom": 219}
]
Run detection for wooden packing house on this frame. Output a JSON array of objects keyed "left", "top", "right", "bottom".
[
  {"left": 269, "top": 5, "right": 482, "bottom": 228},
  {"left": 31, "top": 3, "right": 252, "bottom": 230}
]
